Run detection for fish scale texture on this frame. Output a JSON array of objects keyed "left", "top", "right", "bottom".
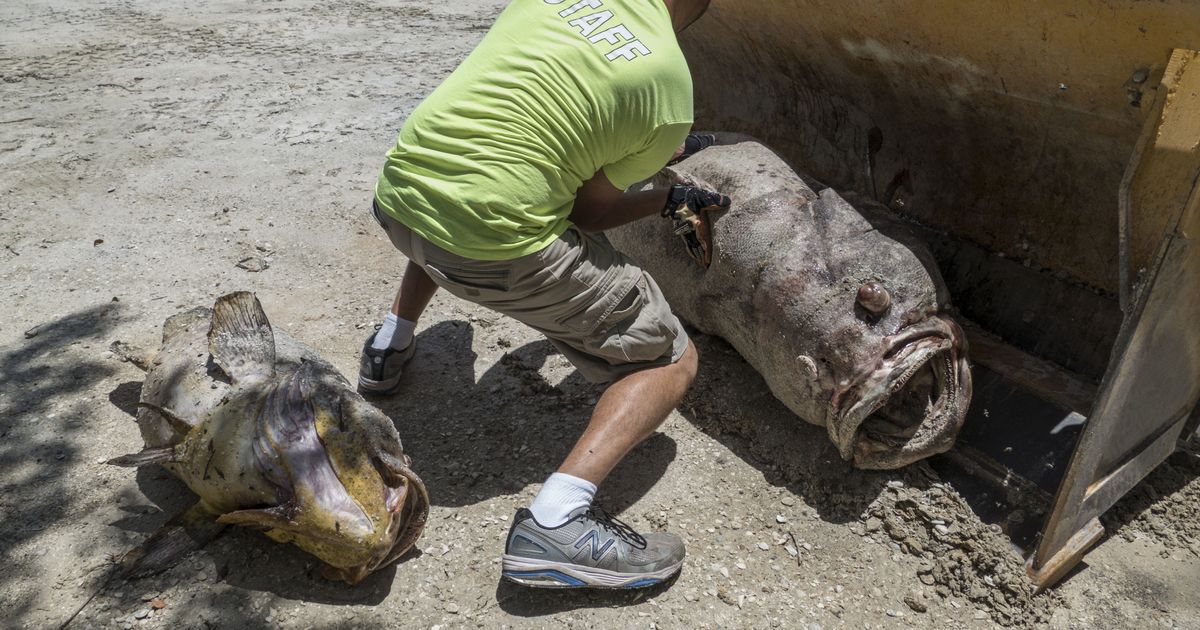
[{"left": 607, "top": 136, "right": 966, "bottom": 468}]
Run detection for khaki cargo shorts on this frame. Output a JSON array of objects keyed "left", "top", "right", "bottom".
[{"left": 372, "top": 203, "right": 690, "bottom": 384}]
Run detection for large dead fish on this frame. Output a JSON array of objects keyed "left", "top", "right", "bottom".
[
  {"left": 608, "top": 137, "right": 972, "bottom": 469},
  {"left": 109, "top": 291, "right": 429, "bottom": 584}
]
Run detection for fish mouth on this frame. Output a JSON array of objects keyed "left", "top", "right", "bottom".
[
  {"left": 832, "top": 316, "right": 972, "bottom": 469},
  {"left": 322, "top": 462, "right": 430, "bottom": 585}
]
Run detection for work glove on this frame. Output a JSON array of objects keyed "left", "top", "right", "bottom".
[
  {"left": 661, "top": 184, "right": 732, "bottom": 268},
  {"left": 667, "top": 133, "right": 717, "bottom": 166}
]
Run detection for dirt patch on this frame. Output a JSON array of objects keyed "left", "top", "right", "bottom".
[
  {"left": 1106, "top": 448, "right": 1200, "bottom": 558},
  {"left": 1, "top": 0, "right": 1198, "bottom": 628},
  {"left": 857, "top": 477, "right": 1061, "bottom": 626}
]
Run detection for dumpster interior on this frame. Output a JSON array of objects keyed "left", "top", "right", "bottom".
[{"left": 680, "top": 0, "right": 1200, "bottom": 575}]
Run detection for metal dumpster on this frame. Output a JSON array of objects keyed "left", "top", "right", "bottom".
[{"left": 680, "top": 1, "right": 1200, "bottom": 588}]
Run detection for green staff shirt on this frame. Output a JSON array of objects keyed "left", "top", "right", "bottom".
[{"left": 374, "top": 0, "right": 693, "bottom": 260}]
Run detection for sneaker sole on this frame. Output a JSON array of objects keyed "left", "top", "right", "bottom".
[
  {"left": 357, "top": 372, "right": 404, "bottom": 396},
  {"left": 500, "top": 554, "right": 682, "bottom": 589}
]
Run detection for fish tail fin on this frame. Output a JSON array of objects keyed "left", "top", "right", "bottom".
[
  {"left": 207, "top": 291, "right": 276, "bottom": 384},
  {"left": 136, "top": 402, "right": 193, "bottom": 438},
  {"left": 118, "top": 503, "right": 226, "bottom": 579},
  {"left": 105, "top": 446, "right": 177, "bottom": 467}
]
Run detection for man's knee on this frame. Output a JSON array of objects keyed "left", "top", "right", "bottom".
[{"left": 676, "top": 339, "right": 699, "bottom": 385}]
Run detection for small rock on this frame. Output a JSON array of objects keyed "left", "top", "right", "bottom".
[
  {"left": 133, "top": 608, "right": 150, "bottom": 619},
  {"left": 973, "top": 610, "right": 989, "bottom": 620},
  {"left": 864, "top": 517, "right": 882, "bottom": 532},
  {"left": 904, "top": 592, "right": 927, "bottom": 613},
  {"left": 757, "top": 542, "right": 770, "bottom": 551},
  {"left": 885, "top": 609, "right": 904, "bottom": 618},
  {"left": 444, "top": 602, "right": 459, "bottom": 614},
  {"left": 236, "top": 256, "right": 269, "bottom": 272},
  {"left": 776, "top": 515, "right": 788, "bottom": 524},
  {"left": 781, "top": 497, "right": 796, "bottom": 507},
  {"left": 683, "top": 590, "right": 698, "bottom": 602}
]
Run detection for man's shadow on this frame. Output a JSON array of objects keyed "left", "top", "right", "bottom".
[{"left": 373, "top": 320, "right": 678, "bottom": 515}]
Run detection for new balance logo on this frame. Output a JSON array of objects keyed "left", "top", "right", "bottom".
[{"left": 574, "top": 529, "right": 615, "bottom": 561}]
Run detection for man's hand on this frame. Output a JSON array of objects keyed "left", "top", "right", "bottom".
[
  {"left": 668, "top": 133, "right": 717, "bottom": 166},
  {"left": 663, "top": 184, "right": 732, "bottom": 267}
]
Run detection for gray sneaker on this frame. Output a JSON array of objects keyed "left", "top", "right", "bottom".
[
  {"left": 502, "top": 506, "right": 685, "bottom": 589},
  {"left": 357, "top": 330, "right": 417, "bottom": 395}
]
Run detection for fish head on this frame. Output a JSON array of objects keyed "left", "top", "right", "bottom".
[
  {"left": 217, "top": 365, "right": 428, "bottom": 584},
  {"left": 804, "top": 191, "right": 972, "bottom": 469}
]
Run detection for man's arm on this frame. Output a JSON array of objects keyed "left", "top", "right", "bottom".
[{"left": 569, "top": 170, "right": 670, "bottom": 233}]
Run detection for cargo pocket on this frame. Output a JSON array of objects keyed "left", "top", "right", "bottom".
[
  {"left": 609, "top": 277, "right": 676, "bottom": 363},
  {"left": 601, "top": 281, "right": 646, "bottom": 330},
  {"left": 553, "top": 266, "right": 634, "bottom": 336},
  {"left": 424, "top": 262, "right": 511, "bottom": 299}
]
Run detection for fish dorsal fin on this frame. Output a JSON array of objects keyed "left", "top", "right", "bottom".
[{"left": 207, "top": 291, "right": 276, "bottom": 384}]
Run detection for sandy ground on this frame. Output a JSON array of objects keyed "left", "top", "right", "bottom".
[{"left": 2, "top": 1, "right": 1199, "bottom": 628}]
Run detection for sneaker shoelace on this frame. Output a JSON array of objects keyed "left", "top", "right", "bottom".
[{"left": 585, "top": 505, "right": 647, "bottom": 550}]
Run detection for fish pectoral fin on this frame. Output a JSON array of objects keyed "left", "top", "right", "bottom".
[
  {"left": 118, "top": 503, "right": 226, "bottom": 579},
  {"left": 105, "top": 446, "right": 178, "bottom": 467},
  {"left": 207, "top": 291, "right": 277, "bottom": 384},
  {"left": 109, "top": 340, "right": 154, "bottom": 371},
  {"left": 136, "top": 402, "right": 193, "bottom": 438},
  {"left": 215, "top": 506, "right": 296, "bottom": 532}
]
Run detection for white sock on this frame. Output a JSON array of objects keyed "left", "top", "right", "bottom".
[
  {"left": 529, "top": 472, "right": 597, "bottom": 527},
  {"left": 371, "top": 313, "right": 416, "bottom": 351}
]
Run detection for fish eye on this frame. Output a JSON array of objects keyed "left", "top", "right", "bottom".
[{"left": 856, "top": 282, "right": 892, "bottom": 316}]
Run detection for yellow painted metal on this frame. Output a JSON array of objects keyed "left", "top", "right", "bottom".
[
  {"left": 682, "top": 1, "right": 1200, "bottom": 293},
  {"left": 1033, "top": 47, "right": 1200, "bottom": 583}
]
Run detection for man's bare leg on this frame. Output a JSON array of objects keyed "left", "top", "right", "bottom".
[
  {"left": 557, "top": 340, "right": 699, "bottom": 486},
  {"left": 391, "top": 260, "right": 439, "bottom": 322},
  {"left": 360, "top": 261, "right": 440, "bottom": 393}
]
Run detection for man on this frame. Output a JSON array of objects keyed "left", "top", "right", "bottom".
[{"left": 361, "top": 0, "right": 728, "bottom": 589}]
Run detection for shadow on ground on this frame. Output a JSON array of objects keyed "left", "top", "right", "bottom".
[
  {"left": 374, "top": 320, "right": 677, "bottom": 514},
  {"left": 677, "top": 332, "right": 892, "bottom": 524},
  {"left": 0, "top": 301, "right": 125, "bottom": 621}
]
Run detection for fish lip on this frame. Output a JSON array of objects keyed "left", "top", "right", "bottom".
[
  {"left": 318, "top": 463, "right": 430, "bottom": 585},
  {"left": 365, "top": 463, "right": 431, "bottom": 576},
  {"left": 830, "top": 315, "right": 969, "bottom": 467}
]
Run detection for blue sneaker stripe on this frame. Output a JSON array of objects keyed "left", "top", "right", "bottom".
[
  {"left": 624, "top": 578, "right": 662, "bottom": 588},
  {"left": 503, "top": 570, "right": 587, "bottom": 587}
]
